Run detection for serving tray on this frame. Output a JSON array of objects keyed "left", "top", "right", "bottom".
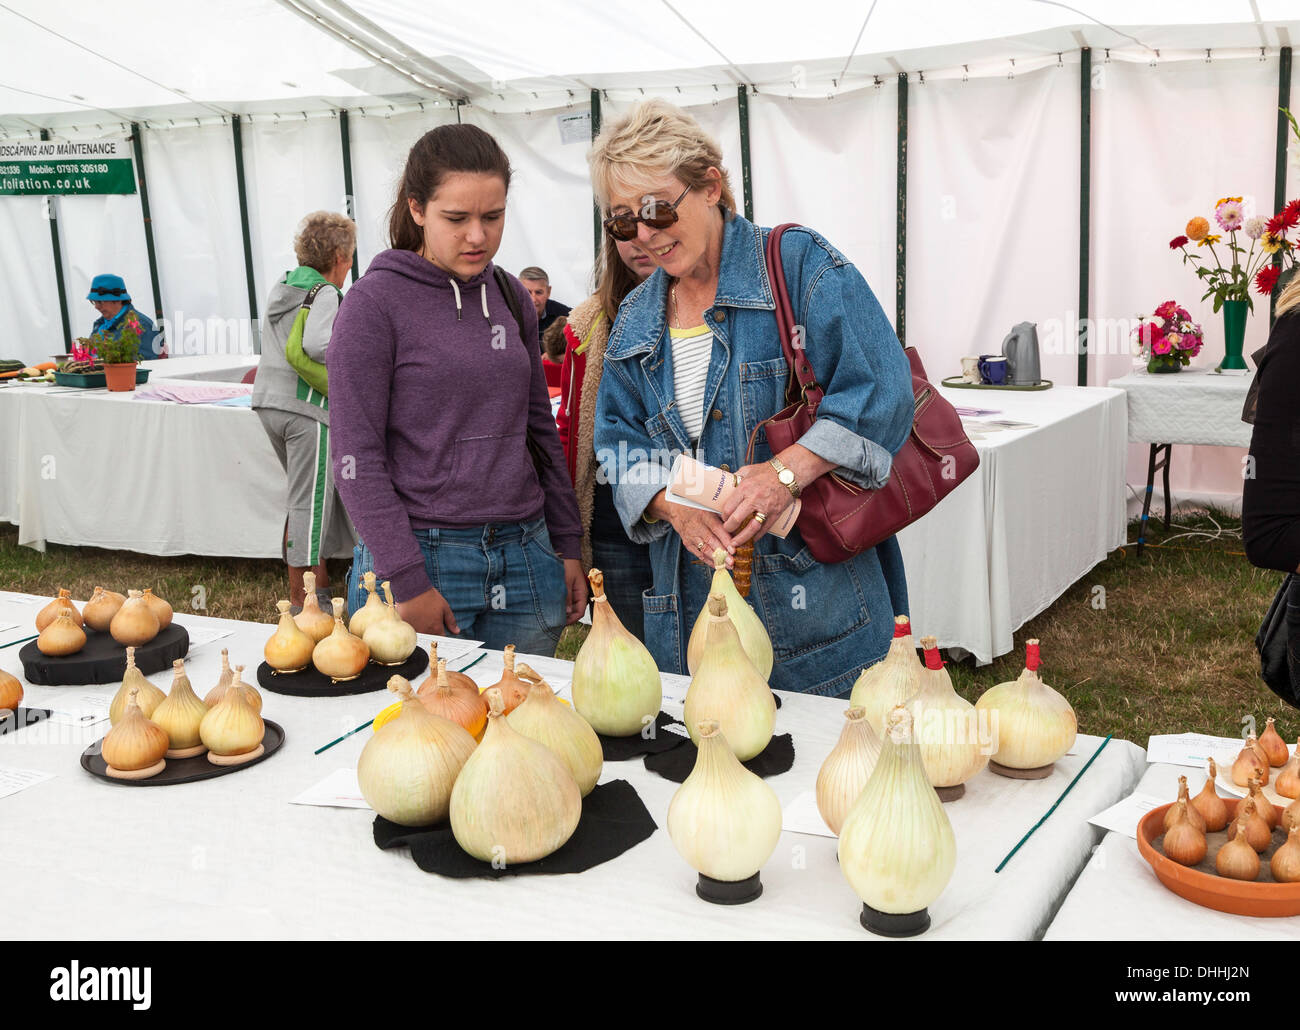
[
  {"left": 80, "top": 720, "right": 285, "bottom": 786},
  {"left": 941, "top": 376, "right": 1053, "bottom": 391}
]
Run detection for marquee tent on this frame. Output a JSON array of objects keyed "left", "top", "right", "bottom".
[{"left": 3, "top": 0, "right": 1299, "bottom": 507}]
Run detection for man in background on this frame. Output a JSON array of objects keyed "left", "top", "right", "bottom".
[{"left": 520, "top": 266, "right": 570, "bottom": 339}]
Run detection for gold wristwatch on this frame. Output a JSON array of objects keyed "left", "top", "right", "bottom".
[{"left": 769, "top": 456, "right": 800, "bottom": 499}]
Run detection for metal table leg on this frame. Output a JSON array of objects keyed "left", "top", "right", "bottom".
[{"left": 1137, "top": 443, "right": 1172, "bottom": 557}]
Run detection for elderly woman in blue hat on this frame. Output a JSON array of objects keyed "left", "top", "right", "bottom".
[{"left": 87, "top": 274, "right": 163, "bottom": 359}]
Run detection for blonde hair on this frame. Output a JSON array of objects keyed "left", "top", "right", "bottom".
[
  {"left": 1276, "top": 273, "right": 1300, "bottom": 318},
  {"left": 588, "top": 98, "right": 738, "bottom": 219},
  {"left": 294, "top": 211, "right": 356, "bottom": 274}
]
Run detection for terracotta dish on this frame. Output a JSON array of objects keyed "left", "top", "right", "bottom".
[{"left": 1137, "top": 799, "right": 1300, "bottom": 917}]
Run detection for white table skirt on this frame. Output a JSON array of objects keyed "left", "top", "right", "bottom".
[
  {"left": 1043, "top": 762, "right": 1300, "bottom": 940},
  {"left": 897, "top": 385, "right": 1129, "bottom": 664},
  {"left": 1108, "top": 368, "right": 1254, "bottom": 448},
  {"left": 0, "top": 592, "right": 1144, "bottom": 941},
  {"left": 6, "top": 368, "right": 349, "bottom": 559}
]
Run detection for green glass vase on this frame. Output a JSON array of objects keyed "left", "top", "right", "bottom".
[{"left": 1220, "top": 299, "right": 1249, "bottom": 370}]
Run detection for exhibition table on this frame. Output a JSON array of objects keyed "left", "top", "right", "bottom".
[
  {"left": 145, "top": 355, "right": 259, "bottom": 383},
  {"left": 0, "top": 591, "right": 1144, "bottom": 940},
  {"left": 1042, "top": 762, "right": 1300, "bottom": 940},
  {"left": 1108, "top": 368, "right": 1253, "bottom": 556},
  {"left": 1, "top": 382, "right": 1127, "bottom": 663},
  {"left": 897, "top": 384, "right": 1128, "bottom": 664}
]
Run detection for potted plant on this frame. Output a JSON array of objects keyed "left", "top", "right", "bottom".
[
  {"left": 92, "top": 314, "right": 144, "bottom": 392},
  {"left": 1133, "top": 301, "right": 1203, "bottom": 373}
]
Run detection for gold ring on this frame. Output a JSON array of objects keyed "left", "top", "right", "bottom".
[
  {"left": 697, "top": 539, "right": 706, "bottom": 552},
  {"left": 753, "top": 511, "right": 768, "bottom": 525}
]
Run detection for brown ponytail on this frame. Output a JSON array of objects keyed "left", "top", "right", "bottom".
[{"left": 387, "top": 124, "right": 513, "bottom": 252}]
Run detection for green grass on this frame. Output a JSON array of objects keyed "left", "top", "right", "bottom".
[{"left": 4, "top": 510, "right": 1292, "bottom": 746}]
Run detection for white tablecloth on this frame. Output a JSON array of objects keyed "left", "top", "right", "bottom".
[
  {"left": 897, "top": 385, "right": 1129, "bottom": 664},
  {"left": 1, "top": 380, "right": 1127, "bottom": 661},
  {"left": 144, "top": 355, "right": 258, "bottom": 383},
  {"left": 6, "top": 378, "right": 339, "bottom": 558},
  {"left": 0, "top": 592, "right": 1144, "bottom": 940},
  {"left": 1108, "top": 368, "right": 1254, "bottom": 448},
  {"left": 1043, "top": 762, "right": 1300, "bottom": 940}
]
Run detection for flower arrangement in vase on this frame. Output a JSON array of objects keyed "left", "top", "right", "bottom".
[
  {"left": 1169, "top": 195, "right": 1300, "bottom": 370},
  {"left": 1133, "top": 301, "right": 1203, "bottom": 374}
]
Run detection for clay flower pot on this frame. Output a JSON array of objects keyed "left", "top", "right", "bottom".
[{"left": 103, "top": 362, "right": 138, "bottom": 392}]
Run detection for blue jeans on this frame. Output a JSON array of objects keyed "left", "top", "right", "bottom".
[
  {"left": 590, "top": 532, "right": 653, "bottom": 644},
  {"left": 347, "top": 517, "right": 567, "bottom": 657}
]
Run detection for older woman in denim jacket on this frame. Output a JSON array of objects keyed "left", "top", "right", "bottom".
[{"left": 590, "top": 100, "right": 913, "bottom": 698}]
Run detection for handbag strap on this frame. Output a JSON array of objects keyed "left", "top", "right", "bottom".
[{"left": 765, "top": 223, "right": 825, "bottom": 412}]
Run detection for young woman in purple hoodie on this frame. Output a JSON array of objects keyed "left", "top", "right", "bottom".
[{"left": 328, "top": 125, "right": 587, "bottom": 655}]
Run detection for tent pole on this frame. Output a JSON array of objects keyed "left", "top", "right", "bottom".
[
  {"left": 737, "top": 85, "right": 754, "bottom": 222},
  {"left": 896, "top": 73, "right": 907, "bottom": 345},
  {"left": 1273, "top": 46, "right": 1293, "bottom": 327},
  {"left": 130, "top": 122, "right": 164, "bottom": 329},
  {"left": 339, "top": 109, "right": 359, "bottom": 283},
  {"left": 1077, "top": 47, "right": 1092, "bottom": 386},
  {"left": 41, "top": 129, "right": 73, "bottom": 350},
  {"left": 231, "top": 114, "right": 261, "bottom": 353},
  {"left": 591, "top": 89, "right": 602, "bottom": 263}
]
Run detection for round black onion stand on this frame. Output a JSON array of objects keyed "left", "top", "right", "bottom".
[
  {"left": 19, "top": 624, "right": 189, "bottom": 685},
  {"left": 696, "top": 871, "right": 763, "bottom": 905},
  {"left": 860, "top": 903, "right": 930, "bottom": 938},
  {"left": 989, "top": 760, "right": 1054, "bottom": 780},
  {"left": 935, "top": 783, "right": 965, "bottom": 802}
]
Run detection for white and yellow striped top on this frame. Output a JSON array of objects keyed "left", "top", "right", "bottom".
[{"left": 669, "top": 323, "right": 714, "bottom": 443}]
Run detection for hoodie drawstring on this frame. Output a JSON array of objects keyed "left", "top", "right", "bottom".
[
  {"left": 449, "top": 278, "right": 462, "bottom": 321},
  {"left": 480, "top": 283, "right": 489, "bottom": 320}
]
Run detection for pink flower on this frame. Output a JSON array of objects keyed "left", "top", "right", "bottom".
[
  {"left": 1154, "top": 300, "right": 1178, "bottom": 320},
  {"left": 1215, "top": 199, "right": 1245, "bottom": 232},
  {"left": 1151, "top": 335, "right": 1173, "bottom": 355}
]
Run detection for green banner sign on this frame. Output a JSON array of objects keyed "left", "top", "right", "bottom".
[{"left": 0, "top": 138, "right": 136, "bottom": 196}]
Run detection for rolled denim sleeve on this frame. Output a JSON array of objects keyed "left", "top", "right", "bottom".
[
  {"left": 593, "top": 357, "right": 675, "bottom": 546},
  {"left": 796, "top": 260, "right": 913, "bottom": 488}
]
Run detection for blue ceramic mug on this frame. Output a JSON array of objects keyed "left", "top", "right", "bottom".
[{"left": 979, "top": 355, "right": 1008, "bottom": 386}]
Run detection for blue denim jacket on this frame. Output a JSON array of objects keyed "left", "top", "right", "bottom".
[{"left": 594, "top": 213, "right": 914, "bottom": 697}]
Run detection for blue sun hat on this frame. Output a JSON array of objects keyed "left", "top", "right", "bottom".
[{"left": 87, "top": 274, "right": 130, "bottom": 302}]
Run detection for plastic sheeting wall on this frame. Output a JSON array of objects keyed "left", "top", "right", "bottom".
[
  {"left": 1, "top": 56, "right": 1291, "bottom": 511},
  {"left": 1091, "top": 56, "right": 1282, "bottom": 511},
  {"left": 749, "top": 88, "right": 897, "bottom": 327},
  {"left": 143, "top": 123, "right": 248, "bottom": 356}
]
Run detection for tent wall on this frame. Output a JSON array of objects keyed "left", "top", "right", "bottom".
[
  {"left": 3, "top": 52, "right": 1292, "bottom": 511},
  {"left": 1092, "top": 56, "right": 1282, "bottom": 511},
  {"left": 142, "top": 123, "right": 248, "bottom": 354}
]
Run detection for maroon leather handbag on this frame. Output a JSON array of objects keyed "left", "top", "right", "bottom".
[{"left": 746, "top": 224, "right": 980, "bottom": 563}]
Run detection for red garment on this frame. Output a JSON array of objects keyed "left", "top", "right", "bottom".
[
  {"left": 556, "top": 321, "right": 586, "bottom": 484},
  {"left": 542, "top": 354, "right": 563, "bottom": 391}
]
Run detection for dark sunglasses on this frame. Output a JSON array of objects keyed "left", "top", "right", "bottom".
[{"left": 603, "top": 185, "right": 692, "bottom": 241}]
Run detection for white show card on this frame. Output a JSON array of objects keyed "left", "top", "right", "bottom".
[
  {"left": 1088, "top": 791, "right": 1167, "bottom": 839},
  {"left": 183, "top": 626, "right": 235, "bottom": 650},
  {"left": 782, "top": 790, "right": 834, "bottom": 838},
  {"left": 420, "top": 635, "right": 483, "bottom": 665},
  {"left": 290, "top": 768, "right": 370, "bottom": 810},
  {"left": 0, "top": 766, "right": 54, "bottom": 799},
  {"left": 1146, "top": 733, "right": 1243, "bottom": 768}
]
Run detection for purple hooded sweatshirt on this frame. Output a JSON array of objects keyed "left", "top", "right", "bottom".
[{"left": 328, "top": 248, "right": 582, "bottom": 603}]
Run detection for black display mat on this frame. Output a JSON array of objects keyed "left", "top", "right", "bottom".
[
  {"left": 79, "top": 719, "right": 285, "bottom": 785},
  {"left": 19, "top": 624, "right": 190, "bottom": 685},
  {"left": 597, "top": 711, "right": 692, "bottom": 760},
  {"left": 256, "top": 648, "right": 428, "bottom": 697},
  {"left": 643, "top": 732, "right": 795, "bottom": 783},
  {"left": 373, "top": 778, "right": 657, "bottom": 878},
  {"left": 0, "top": 707, "right": 51, "bottom": 736}
]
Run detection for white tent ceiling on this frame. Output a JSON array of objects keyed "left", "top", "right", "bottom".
[{"left": 2, "top": 0, "right": 1299, "bottom": 133}]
